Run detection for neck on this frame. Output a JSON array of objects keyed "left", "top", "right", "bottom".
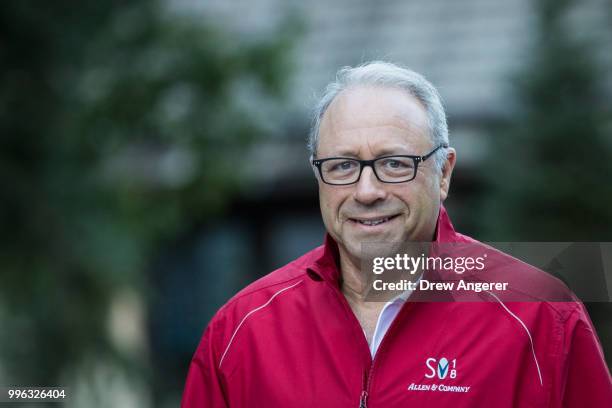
[
  {"left": 338, "top": 248, "right": 370, "bottom": 303},
  {"left": 337, "top": 232, "right": 438, "bottom": 304}
]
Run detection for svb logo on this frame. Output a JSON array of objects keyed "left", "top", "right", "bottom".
[{"left": 425, "top": 357, "right": 457, "bottom": 380}]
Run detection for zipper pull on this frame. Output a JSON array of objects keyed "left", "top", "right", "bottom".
[{"left": 359, "top": 390, "right": 368, "bottom": 408}]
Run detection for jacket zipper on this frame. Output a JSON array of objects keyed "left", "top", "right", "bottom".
[
  {"left": 323, "top": 279, "right": 413, "bottom": 408},
  {"left": 359, "top": 390, "right": 368, "bottom": 408},
  {"left": 359, "top": 335, "right": 377, "bottom": 408},
  {"left": 358, "top": 299, "right": 415, "bottom": 408}
]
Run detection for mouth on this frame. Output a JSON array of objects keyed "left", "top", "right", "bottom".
[{"left": 349, "top": 214, "right": 400, "bottom": 227}]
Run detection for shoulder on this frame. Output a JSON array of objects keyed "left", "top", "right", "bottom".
[
  {"left": 208, "top": 245, "right": 323, "bottom": 328},
  {"left": 227, "top": 244, "right": 323, "bottom": 304},
  {"left": 453, "top": 233, "right": 580, "bottom": 317},
  {"left": 195, "top": 245, "right": 323, "bottom": 364}
]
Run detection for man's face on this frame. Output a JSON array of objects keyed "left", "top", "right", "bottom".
[{"left": 315, "top": 86, "right": 455, "bottom": 264}]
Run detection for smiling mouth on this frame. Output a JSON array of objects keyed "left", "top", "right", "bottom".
[{"left": 350, "top": 215, "right": 399, "bottom": 226}]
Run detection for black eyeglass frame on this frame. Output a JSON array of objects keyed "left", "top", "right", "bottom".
[{"left": 312, "top": 143, "right": 448, "bottom": 185}]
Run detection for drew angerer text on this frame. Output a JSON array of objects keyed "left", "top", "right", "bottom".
[{"left": 372, "top": 279, "right": 508, "bottom": 293}]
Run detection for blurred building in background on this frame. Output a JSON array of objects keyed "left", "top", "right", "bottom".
[{"left": 170, "top": 0, "right": 612, "bottom": 240}]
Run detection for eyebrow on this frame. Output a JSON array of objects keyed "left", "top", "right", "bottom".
[
  {"left": 323, "top": 150, "right": 360, "bottom": 158},
  {"left": 373, "top": 147, "right": 415, "bottom": 156},
  {"left": 322, "top": 146, "right": 417, "bottom": 158}
]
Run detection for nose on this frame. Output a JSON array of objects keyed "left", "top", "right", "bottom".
[{"left": 354, "top": 166, "right": 387, "bottom": 205}]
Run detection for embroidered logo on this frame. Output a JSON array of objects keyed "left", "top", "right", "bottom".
[
  {"left": 407, "top": 357, "right": 470, "bottom": 393},
  {"left": 425, "top": 357, "right": 457, "bottom": 379}
]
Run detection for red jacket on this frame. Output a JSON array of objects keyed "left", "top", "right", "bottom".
[{"left": 181, "top": 207, "right": 612, "bottom": 407}]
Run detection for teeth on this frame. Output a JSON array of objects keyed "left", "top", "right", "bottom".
[{"left": 358, "top": 217, "right": 389, "bottom": 226}]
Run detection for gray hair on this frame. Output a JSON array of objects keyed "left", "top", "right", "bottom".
[{"left": 308, "top": 61, "right": 449, "bottom": 171}]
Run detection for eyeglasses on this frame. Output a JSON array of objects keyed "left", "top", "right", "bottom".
[{"left": 312, "top": 144, "right": 448, "bottom": 185}]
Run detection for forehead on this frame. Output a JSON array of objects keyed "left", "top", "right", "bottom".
[{"left": 318, "top": 85, "right": 431, "bottom": 156}]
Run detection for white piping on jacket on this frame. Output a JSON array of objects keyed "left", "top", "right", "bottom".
[
  {"left": 486, "top": 290, "right": 543, "bottom": 386},
  {"left": 218, "top": 280, "right": 304, "bottom": 368}
]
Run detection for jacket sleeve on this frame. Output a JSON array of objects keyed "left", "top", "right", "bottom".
[
  {"left": 181, "top": 317, "right": 229, "bottom": 408},
  {"left": 556, "top": 304, "right": 612, "bottom": 407}
]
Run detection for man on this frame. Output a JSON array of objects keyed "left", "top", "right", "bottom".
[{"left": 181, "top": 61, "right": 612, "bottom": 407}]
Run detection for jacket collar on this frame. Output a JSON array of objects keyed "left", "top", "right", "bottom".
[
  {"left": 308, "top": 205, "right": 459, "bottom": 283},
  {"left": 435, "top": 205, "right": 458, "bottom": 243}
]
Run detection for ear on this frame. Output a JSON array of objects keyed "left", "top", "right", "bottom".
[{"left": 439, "top": 147, "right": 456, "bottom": 201}]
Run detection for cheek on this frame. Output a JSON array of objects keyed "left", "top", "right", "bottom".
[
  {"left": 321, "top": 186, "right": 347, "bottom": 208},
  {"left": 397, "top": 179, "right": 439, "bottom": 209},
  {"left": 319, "top": 189, "right": 340, "bottom": 220}
]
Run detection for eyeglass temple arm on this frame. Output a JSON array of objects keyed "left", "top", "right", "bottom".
[{"left": 420, "top": 143, "right": 449, "bottom": 161}]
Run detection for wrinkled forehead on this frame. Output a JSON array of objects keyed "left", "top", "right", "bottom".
[{"left": 318, "top": 86, "right": 431, "bottom": 156}]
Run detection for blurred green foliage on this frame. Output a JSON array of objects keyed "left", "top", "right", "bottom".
[
  {"left": 478, "top": 0, "right": 612, "bottom": 365},
  {"left": 480, "top": 0, "right": 612, "bottom": 241},
  {"left": 0, "top": 0, "right": 297, "bottom": 385}
]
